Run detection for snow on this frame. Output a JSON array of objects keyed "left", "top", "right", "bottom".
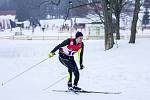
[
  {"left": 0, "top": 38, "right": 150, "bottom": 100},
  {"left": 0, "top": 13, "right": 150, "bottom": 100}
]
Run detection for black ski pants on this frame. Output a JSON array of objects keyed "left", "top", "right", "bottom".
[{"left": 59, "top": 52, "right": 79, "bottom": 86}]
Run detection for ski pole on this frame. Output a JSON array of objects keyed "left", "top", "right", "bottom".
[
  {"left": 2, "top": 57, "right": 49, "bottom": 86},
  {"left": 42, "top": 75, "right": 67, "bottom": 91},
  {"left": 42, "top": 69, "right": 83, "bottom": 91}
]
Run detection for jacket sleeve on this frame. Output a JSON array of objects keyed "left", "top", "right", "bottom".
[
  {"left": 78, "top": 42, "right": 84, "bottom": 66},
  {"left": 51, "top": 38, "right": 70, "bottom": 53}
]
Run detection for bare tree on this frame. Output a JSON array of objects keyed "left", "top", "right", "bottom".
[
  {"left": 13, "top": 0, "right": 118, "bottom": 50},
  {"left": 70, "top": 0, "right": 115, "bottom": 50},
  {"left": 129, "top": 0, "right": 141, "bottom": 43},
  {"left": 86, "top": 0, "right": 104, "bottom": 23},
  {"left": 102, "top": 0, "right": 114, "bottom": 50},
  {"left": 112, "top": 0, "right": 127, "bottom": 40}
]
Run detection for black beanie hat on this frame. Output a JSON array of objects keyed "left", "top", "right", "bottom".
[{"left": 75, "top": 32, "right": 83, "bottom": 38}]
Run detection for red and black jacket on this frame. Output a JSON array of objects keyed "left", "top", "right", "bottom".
[{"left": 51, "top": 38, "right": 84, "bottom": 66}]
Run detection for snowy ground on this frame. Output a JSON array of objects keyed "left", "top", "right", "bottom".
[{"left": 0, "top": 38, "right": 150, "bottom": 100}]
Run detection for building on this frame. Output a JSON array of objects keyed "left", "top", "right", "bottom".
[{"left": 0, "top": 10, "right": 16, "bottom": 30}]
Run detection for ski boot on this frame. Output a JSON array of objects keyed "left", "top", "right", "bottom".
[
  {"left": 72, "top": 85, "right": 82, "bottom": 91},
  {"left": 68, "top": 82, "right": 73, "bottom": 90}
]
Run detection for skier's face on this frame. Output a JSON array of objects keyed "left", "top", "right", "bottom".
[{"left": 76, "top": 36, "right": 83, "bottom": 44}]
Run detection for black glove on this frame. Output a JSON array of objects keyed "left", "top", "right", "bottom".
[{"left": 80, "top": 64, "right": 85, "bottom": 70}]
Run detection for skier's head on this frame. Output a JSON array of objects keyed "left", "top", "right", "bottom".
[
  {"left": 75, "top": 31, "right": 83, "bottom": 38},
  {"left": 75, "top": 32, "right": 83, "bottom": 43}
]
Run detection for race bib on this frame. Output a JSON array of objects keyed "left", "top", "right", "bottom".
[{"left": 62, "top": 47, "right": 77, "bottom": 56}]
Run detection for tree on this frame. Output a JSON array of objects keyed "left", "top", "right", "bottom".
[
  {"left": 143, "top": 0, "right": 150, "bottom": 8},
  {"left": 11, "top": 0, "right": 117, "bottom": 50},
  {"left": 129, "top": 0, "right": 141, "bottom": 43},
  {"left": 142, "top": 0, "right": 150, "bottom": 26},
  {"left": 70, "top": 0, "right": 114, "bottom": 50},
  {"left": 102, "top": 0, "right": 114, "bottom": 50},
  {"left": 38, "top": 0, "right": 90, "bottom": 19},
  {"left": 112, "top": 0, "right": 127, "bottom": 40},
  {"left": 142, "top": 8, "right": 149, "bottom": 26},
  {"left": 71, "top": 0, "right": 114, "bottom": 50},
  {"left": 15, "top": 0, "right": 30, "bottom": 21}
]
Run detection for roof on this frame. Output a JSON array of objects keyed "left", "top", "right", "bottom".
[{"left": 0, "top": 10, "right": 16, "bottom": 15}]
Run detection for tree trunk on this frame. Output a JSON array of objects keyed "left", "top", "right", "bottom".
[
  {"left": 102, "top": 0, "right": 114, "bottom": 50},
  {"left": 116, "top": 13, "right": 120, "bottom": 40},
  {"left": 129, "top": 0, "right": 141, "bottom": 43}
]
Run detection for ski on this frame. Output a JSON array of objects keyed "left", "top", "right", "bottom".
[
  {"left": 52, "top": 90, "right": 121, "bottom": 94},
  {"left": 69, "top": 89, "right": 80, "bottom": 95},
  {"left": 52, "top": 89, "right": 79, "bottom": 95},
  {"left": 76, "top": 90, "right": 121, "bottom": 94}
]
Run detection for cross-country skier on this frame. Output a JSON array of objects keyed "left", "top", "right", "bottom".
[{"left": 48, "top": 32, "right": 85, "bottom": 91}]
